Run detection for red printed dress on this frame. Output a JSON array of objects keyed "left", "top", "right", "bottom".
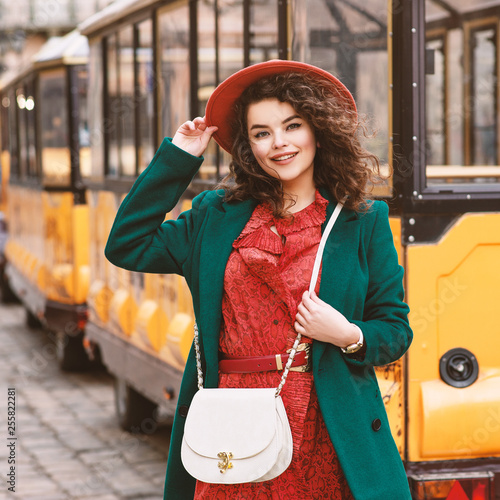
[{"left": 194, "top": 192, "right": 353, "bottom": 500}]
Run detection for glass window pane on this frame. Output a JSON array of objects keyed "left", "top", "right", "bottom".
[
  {"left": 218, "top": 2, "right": 245, "bottom": 173},
  {"left": 38, "top": 70, "right": 70, "bottom": 186},
  {"left": 118, "top": 26, "right": 135, "bottom": 177},
  {"left": 425, "top": 1, "right": 500, "bottom": 186},
  {"left": 249, "top": 1, "right": 279, "bottom": 64},
  {"left": 1, "top": 95, "right": 11, "bottom": 193},
  {"left": 158, "top": 5, "right": 190, "bottom": 141},
  {"left": 17, "top": 87, "right": 28, "bottom": 179},
  {"left": 26, "top": 79, "right": 37, "bottom": 178},
  {"left": 290, "top": 0, "right": 389, "bottom": 196},
  {"left": 107, "top": 34, "right": 119, "bottom": 177},
  {"left": 88, "top": 41, "right": 104, "bottom": 180},
  {"left": 198, "top": 1, "right": 218, "bottom": 178},
  {"left": 472, "top": 28, "right": 496, "bottom": 166},
  {"left": 426, "top": 37, "right": 445, "bottom": 165},
  {"left": 76, "top": 67, "right": 91, "bottom": 179},
  {"left": 7, "top": 89, "right": 19, "bottom": 178},
  {"left": 137, "top": 19, "right": 155, "bottom": 174}
]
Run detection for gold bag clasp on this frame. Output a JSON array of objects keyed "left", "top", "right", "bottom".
[{"left": 217, "top": 452, "right": 233, "bottom": 473}]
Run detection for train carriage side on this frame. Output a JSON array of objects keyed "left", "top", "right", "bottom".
[{"left": 0, "top": 30, "right": 92, "bottom": 370}]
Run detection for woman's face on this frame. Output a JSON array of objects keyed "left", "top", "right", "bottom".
[{"left": 246, "top": 98, "right": 317, "bottom": 194}]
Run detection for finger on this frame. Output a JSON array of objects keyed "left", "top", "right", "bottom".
[
  {"left": 297, "top": 303, "right": 310, "bottom": 320},
  {"left": 205, "top": 125, "right": 218, "bottom": 135},
  {"left": 294, "top": 321, "right": 307, "bottom": 335},
  {"left": 309, "top": 290, "right": 324, "bottom": 305},
  {"left": 193, "top": 117, "right": 207, "bottom": 130},
  {"left": 300, "top": 293, "right": 316, "bottom": 312},
  {"left": 295, "top": 312, "right": 305, "bottom": 326}
]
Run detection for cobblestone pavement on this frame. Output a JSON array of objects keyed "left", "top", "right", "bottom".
[{"left": 0, "top": 303, "right": 172, "bottom": 500}]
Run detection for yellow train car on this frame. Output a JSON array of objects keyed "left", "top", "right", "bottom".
[
  {"left": 78, "top": 0, "right": 500, "bottom": 497},
  {"left": 0, "top": 30, "right": 92, "bottom": 370}
]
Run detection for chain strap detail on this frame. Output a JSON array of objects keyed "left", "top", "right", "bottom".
[{"left": 194, "top": 322, "right": 204, "bottom": 390}]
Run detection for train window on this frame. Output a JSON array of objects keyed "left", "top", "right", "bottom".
[
  {"left": 197, "top": 0, "right": 218, "bottom": 178},
  {"left": 107, "top": 33, "right": 120, "bottom": 177},
  {"left": 16, "top": 86, "right": 29, "bottom": 179},
  {"left": 1, "top": 96, "right": 10, "bottom": 155},
  {"left": 88, "top": 41, "right": 104, "bottom": 180},
  {"left": 118, "top": 25, "right": 135, "bottom": 177},
  {"left": 249, "top": 1, "right": 279, "bottom": 64},
  {"left": 425, "top": 37, "right": 445, "bottom": 166},
  {"left": 25, "top": 79, "right": 37, "bottom": 179},
  {"left": 157, "top": 5, "right": 190, "bottom": 149},
  {"left": 196, "top": 1, "right": 279, "bottom": 182},
  {"left": 1, "top": 95, "right": 11, "bottom": 188},
  {"left": 136, "top": 19, "right": 155, "bottom": 174},
  {"left": 76, "top": 67, "right": 91, "bottom": 178},
  {"left": 7, "top": 89, "right": 18, "bottom": 179},
  {"left": 39, "top": 69, "right": 70, "bottom": 186},
  {"left": 424, "top": 1, "right": 500, "bottom": 188},
  {"left": 290, "top": 0, "right": 390, "bottom": 197}
]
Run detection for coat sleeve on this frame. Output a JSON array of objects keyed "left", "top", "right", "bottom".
[
  {"left": 346, "top": 201, "right": 412, "bottom": 367},
  {"left": 104, "top": 138, "right": 206, "bottom": 275}
]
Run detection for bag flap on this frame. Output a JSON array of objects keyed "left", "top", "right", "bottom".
[{"left": 184, "top": 388, "right": 279, "bottom": 459}]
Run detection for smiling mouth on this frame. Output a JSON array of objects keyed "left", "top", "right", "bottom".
[{"left": 272, "top": 153, "right": 298, "bottom": 161}]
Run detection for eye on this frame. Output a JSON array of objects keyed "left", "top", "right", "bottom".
[
  {"left": 254, "top": 130, "right": 269, "bottom": 139},
  {"left": 287, "top": 122, "right": 301, "bottom": 131}
]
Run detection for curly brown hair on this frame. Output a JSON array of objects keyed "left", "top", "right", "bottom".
[{"left": 217, "top": 71, "right": 382, "bottom": 216}]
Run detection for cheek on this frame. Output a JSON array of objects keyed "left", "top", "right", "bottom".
[{"left": 250, "top": 143, "right": 267, "bottom": 164}]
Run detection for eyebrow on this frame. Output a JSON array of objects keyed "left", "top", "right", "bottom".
[{"left": 249, "top": 114, "right": 301, "bottom": 131}]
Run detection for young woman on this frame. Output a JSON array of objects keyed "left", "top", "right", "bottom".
[{"left": 105, "top": 60, "right": 413, "bottom": 499}]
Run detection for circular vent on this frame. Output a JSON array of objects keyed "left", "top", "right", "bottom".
[{"left": 439, "top": 348, "right": 478, "bottom": 388}]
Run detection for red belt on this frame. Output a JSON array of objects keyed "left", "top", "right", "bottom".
[{"left": 219, "top": 343, "right": 311, "bottom": 374}]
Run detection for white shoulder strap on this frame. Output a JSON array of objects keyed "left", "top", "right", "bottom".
[{"left": 309, "top": 201, "right": 343, "bottom": 294}]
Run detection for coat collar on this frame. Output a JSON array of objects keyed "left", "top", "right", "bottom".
[{"left": 197, "top": 190, "right": 360, "bottom": 386}]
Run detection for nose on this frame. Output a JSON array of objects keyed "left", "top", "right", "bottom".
[{"left": 272, "top": 130, "right": 288, "bottom": 149}]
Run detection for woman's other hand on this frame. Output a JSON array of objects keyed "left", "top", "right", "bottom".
[
  {"left": 294, "top": 291, "right": 361, "bottom": 348},
  {"left": 172, "top": 116, "right": 218, "bottom": 157}
]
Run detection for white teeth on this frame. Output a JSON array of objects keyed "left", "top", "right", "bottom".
[{"left": 273, "top": 153, "right": 297, "bottom": 161}]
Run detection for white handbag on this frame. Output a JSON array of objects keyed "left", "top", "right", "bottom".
[{"left": 181, "top": 202, "right": 344, "bottom": 484}]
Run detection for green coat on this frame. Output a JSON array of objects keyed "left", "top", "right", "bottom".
[{"left": 105, "top": 139, "right": 413, "bottom": 500}]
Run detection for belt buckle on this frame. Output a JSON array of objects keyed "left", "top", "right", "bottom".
[{"left": 288, "top": 342, "right": 311, "bottom": 372}]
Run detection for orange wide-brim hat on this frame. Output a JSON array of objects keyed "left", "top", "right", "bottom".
[{"left": 205, "top": 59, "right": 357, "bottom": 154}]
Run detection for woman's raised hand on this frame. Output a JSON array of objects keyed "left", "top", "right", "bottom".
[{"left": 172, "top": 117, "right": 218, "bottom": 157}]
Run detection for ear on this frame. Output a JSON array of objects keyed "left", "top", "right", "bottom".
[{"left": 316, "top": 141, "right": 321, "bottom": 148}]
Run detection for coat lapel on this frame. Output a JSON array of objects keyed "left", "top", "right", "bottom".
[
  {"left": 197, "top": 198, "right": 257, "bottom": 387},
  {"left": 314, "top": 189, "right": 361, "bottom": 366}
]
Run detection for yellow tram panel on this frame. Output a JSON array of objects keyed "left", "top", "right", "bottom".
[
  {"left": 406, "top": 212, "right": 500, "bottom": 462},
  {"left": 87, "top": 189, "right": 196, "bottom": 363}
]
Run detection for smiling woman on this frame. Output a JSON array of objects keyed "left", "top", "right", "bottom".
[{"left": 105, "top": 59, "right": 413, "bottom": 500}]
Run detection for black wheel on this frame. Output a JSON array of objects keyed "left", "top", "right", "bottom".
[
  {"left": 26, "top": 308, "right": 43, "bottom": 329},
  {"left": 114, "top": 377, "right": 158, "bottom": 433},
  {"left": 56, "top": 330, "right": 90, "bottom": 372},
  {"left": 0, "top": 270, "right": 17, "bottom": 303}
]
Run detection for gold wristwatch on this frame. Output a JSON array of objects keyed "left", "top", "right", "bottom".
[{"left": 341, "top": 325, "right": 364, "bottom": 354}]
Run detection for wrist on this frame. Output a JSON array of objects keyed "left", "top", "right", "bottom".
[{"left": 341, "top": 324, "right": 364, "bottom": 354}]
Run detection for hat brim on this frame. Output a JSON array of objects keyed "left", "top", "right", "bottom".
[{"left": 205, "top": 59, "right": 356, "bottom": 154}]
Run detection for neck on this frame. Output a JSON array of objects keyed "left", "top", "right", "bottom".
[{"left": 283, "top": 183, "right": 317, "bottom": 213}]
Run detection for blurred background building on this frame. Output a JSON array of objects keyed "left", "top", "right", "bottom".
[{"left": 0, "top": 0, "right": 114, "bottom": 78}]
